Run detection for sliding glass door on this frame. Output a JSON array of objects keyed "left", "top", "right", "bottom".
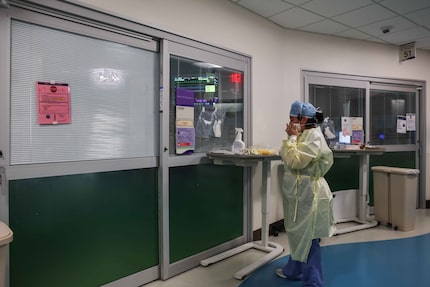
[
  {"left": 369, "top": 85, "right": 419, "bottom": 148},
  {"left": 303, "top": 71, "right": 425, "bottom": 208},
  {"left": 159, "top": 41, "right": 251, "bottom": 279},
  {"left": 308, "top": 81, "right": 366, "bottom": 149},
  {"left": 369, "top": 84, "right": 421, "bottom": 206}
]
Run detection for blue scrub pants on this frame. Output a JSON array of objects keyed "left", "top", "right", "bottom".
[{"left": 282, "top": 239, "right": 323, "bottom": 287}]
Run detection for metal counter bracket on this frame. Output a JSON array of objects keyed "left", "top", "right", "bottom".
[
  {"left": 200, "top": 153, "right": 284, "bottom": 280},
  {"left": 332, "top": 148, "right": 384, "bottom": 235}
]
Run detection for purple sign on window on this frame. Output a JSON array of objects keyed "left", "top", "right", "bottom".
[{"left": 176, "top": 88, "right": 194, "bottom": 106}]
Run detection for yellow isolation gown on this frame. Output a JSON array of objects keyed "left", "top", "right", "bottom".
[{"left": 280, "top": 126, "right": 336, "bottom": 262}]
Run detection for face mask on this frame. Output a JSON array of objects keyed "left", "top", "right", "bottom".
[{"left": 293, "top": 123, "right": 302, "bottom": 134}]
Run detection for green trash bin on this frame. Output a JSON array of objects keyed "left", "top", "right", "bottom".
[{"left": 0, "top": 222, "right": 13, "bottom": 287}]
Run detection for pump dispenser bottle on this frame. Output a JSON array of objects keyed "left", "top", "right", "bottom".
[{"left": 232, "top": 128, "right": 245, "bottom": 153}]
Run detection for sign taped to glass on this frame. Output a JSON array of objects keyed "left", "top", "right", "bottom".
[{"left": 37, "top": 81, "right": 71, "bottom": 125}]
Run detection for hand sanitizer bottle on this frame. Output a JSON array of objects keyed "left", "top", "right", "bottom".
[{"left": 232, "top": 128, "right": 245, "bottom": 154}]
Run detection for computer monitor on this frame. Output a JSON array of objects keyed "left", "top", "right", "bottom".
[{"left": 338, "top": 131, "right": 351, "bottom": 144}]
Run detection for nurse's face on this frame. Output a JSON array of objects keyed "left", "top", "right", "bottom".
[
  {"left": 290, "top": 116, "right": 300, "bottom": 124},
  {"left": 287, "top": 116, "right": 301, "bottom": 134},
  {"left": 289, "top": 116, "right": 308, "bottom": 134}
]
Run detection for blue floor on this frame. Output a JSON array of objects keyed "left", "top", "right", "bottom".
[{"left": 240, "top": 233, "right": 430, "bottom": 287}]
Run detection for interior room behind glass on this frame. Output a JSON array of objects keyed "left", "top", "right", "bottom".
[{"left": 169, "top": 56, "right": 244, "bottom": 154}]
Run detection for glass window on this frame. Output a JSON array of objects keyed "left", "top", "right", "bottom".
[
  {"left": 169, "top": 56, "right": 243, "bottom": 155},
  {"left": 370, "top": 89, "right": 416, "bottom": 145},
  {"left": 10, "top": 20, "right": 159, "bottom": 164},
  {"left": 309, "top": 84, "right": 365, "bottom": 143}
]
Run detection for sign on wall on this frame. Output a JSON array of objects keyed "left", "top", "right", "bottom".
[
  {"left": 37, "top": 81, "right": 71, "bottom": 125},
  {"left": 399, "top": 42, "right": 416, "bottom": 62}
]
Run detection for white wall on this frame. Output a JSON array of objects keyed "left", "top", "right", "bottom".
[{"left": 74, "top": 0, "right": 430, "bottom": 230}]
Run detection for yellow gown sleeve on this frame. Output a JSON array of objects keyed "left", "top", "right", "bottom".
[{"left": 280, "top": 131, "right": 322, "bottom": 170}]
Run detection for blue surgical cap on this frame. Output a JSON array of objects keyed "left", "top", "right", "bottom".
[
  {"left": 301, "top": 102, "right": 317, "bottom": 118},
  {"left": 289, "top": 100, "right": 303, "bottom": 117}
]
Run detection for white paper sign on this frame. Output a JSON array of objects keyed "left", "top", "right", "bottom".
[
  {"left": 406, "top": 113, "right": 416, "bottom": 131},
  {"left": 341, "top": 117, "right": 363, "bottom": 136},
  {"left": 397, "top": 115, "right": 406, "bottom": 134}
]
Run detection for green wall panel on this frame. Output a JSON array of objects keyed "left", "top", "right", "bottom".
[
  {"left": 9, "top": 168, "right": 158, "bottom": 287},
  {"left": 326, "top": 151, "right": 416, "bottom": 205},
  {"left": 326, "top": 156, "right": 360, "bottom": 192},
  {"left": 169, "top": 164, "right": 243, "bottom": 263}
]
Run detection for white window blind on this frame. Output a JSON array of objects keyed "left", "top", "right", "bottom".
[{"left": 10, "top": 20, "right": 159, "bottom": 165}]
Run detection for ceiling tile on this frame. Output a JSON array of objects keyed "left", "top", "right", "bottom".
[
  {"left": 284, "top": 0, "right": 312, "bottom": 5},
  {"left": 363, "top": 37, "right": 387, "bottom": 44},
  {"left": 335, "top": 29, "right": 371, "bottom": 40},
  {"left": 380, "top": 26, "right": 430, "bottom": 45},
  {"left": 236, "top": 0, "right": 294, "bottom": 17},
  {"left": 269, "top": 7, "right": 324, "bottom": 29},
  {"left": 300, "top": 19, "right": 350, "bottom": 34},
  {"left": 333, "top": 4, "right": 397, "bottom": 28},
  {"left": 301, "top": 0, "right": 372, "bottom": 18},
  {"left": 230, "top": 0, "right": 430, "bottom": 51},
  {"left": 405, "top": 8, "right": 430, "bottom": 29},
  {"left": 357, "top": 16, "right": 416, "bottom": 37},
  {"left": 378, "top": 0, "right": 430, "bottom": 14},
  {"left": 415, "top": 37, "right": 430, "bottom": 49}
]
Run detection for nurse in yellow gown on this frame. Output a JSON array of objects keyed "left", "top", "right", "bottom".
[{"left": 276, "top": 101, "right": 335, "bottom": 287}]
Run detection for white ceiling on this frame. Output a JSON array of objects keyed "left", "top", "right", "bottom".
[{"left": 230, "top": 0, "right": 430, "bottom": 51}]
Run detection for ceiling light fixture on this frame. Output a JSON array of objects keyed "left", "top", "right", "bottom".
[
  {"left": 0, "top": 0, "right": 9, "bottom": 8},
  {"left": 193, "top": 62, "right": 223, "bottom": 69}
]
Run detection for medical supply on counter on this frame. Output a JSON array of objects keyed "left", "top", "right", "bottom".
[
  {"left": 246, "top": 145, "right": 277, "bottom": 155},
  {"left": 232, "top": 128, "right": 245, "bottom": 153}
]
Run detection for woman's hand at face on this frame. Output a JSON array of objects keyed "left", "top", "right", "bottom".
[{"left": 285, "top": 122, "right": 298, "bottom": 136}]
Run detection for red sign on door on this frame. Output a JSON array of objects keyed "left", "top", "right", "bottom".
[{"left": 37, "top": 82, "right": 71, "bottom": 125}]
